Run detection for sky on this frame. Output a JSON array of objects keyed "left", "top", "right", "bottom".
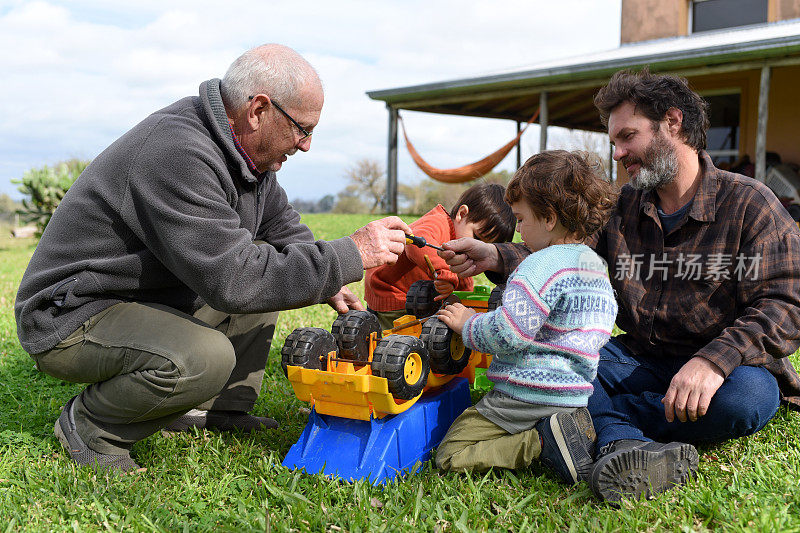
[{"left": 0, "top": 0, "right": 622, "bottom": 203}]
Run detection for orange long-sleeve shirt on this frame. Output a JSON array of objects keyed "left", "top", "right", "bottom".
[{"left": 365, "top": 205, "right": 473, "bottom": 311}]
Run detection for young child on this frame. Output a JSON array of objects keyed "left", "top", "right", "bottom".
[
  {"left": 435, "top": 150, "right": 618, "bottom": 485},
  {"left": 365, "top": 183, "right": 515, "bottom": 330}
]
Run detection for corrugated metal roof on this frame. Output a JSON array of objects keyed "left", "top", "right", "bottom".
[{"left": 367, "top": 18, "right": 800, "bottom": 104}]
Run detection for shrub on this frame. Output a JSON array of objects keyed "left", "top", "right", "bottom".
[
  {"left": 0, "top": 193, "right": 21, "bottom": 223},
  {"left": 12, "top": 159, "right": 90, "bottom": 237}
]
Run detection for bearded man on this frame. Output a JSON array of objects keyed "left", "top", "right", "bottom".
[{"left": 438, "top": 69, "right": 800, "bottom": 502}]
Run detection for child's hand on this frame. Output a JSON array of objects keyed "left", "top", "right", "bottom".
[
  {"left": 433, "top": 279, "right": 456, "bottom": 301},
  {"left": 436, "top": 302, "right": 475, "bottom": 333}
]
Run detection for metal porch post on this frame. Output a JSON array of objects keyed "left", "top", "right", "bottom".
[
  {"left": 755, "top": 65, "right": 771, "bottom": 182},
  {"left": 386, "top": 105, "right": 398, "bottom": 213},
  {"left": 609, "top": 143, "right": 615, "bottom": 182},
  {"left": 539, "top": 91, "right": 548, "bottom": 153}
]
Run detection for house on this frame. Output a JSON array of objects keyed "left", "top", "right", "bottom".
[{"left": 367, "top": 0, "right": 800, "bottom": 212}]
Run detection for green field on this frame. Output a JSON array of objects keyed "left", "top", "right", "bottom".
[{"left": 1, "top": 215, "right": 799, "bottom": 532}]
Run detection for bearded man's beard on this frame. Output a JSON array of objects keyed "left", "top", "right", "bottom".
[{"left": 624, "top": 131, "right": 679, "bottom": 191}]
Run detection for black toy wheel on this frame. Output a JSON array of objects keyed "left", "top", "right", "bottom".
[
  {"left": 280, "top": 327, "right": 335, "bottom": 376},
  {"left": 405, "top": 280, "right": 439, "bottom": 317},
  {"left": 420, "top": 316, "right": 471, "bottom": 375},
  {"left": 487, "top": 284, "right": 506, "bottom": 311},
  {"left": 331, "top": 310, "right": 381, "bottom": 362},
  {"left": 371, "top": 335, "right": 430, "bottom": 400}
]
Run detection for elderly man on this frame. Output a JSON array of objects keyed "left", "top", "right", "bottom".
[
  {"left": 440, "top": 69, "right": 800, "bottom": 502},
  {"left": 15, "top": 44, "right": 410, "bottom": 472}
]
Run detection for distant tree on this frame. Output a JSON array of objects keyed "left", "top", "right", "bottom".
[
  {"left": 289, "top": 194, "right": 337, "bottom": 214},
  {"left": 481, "top": 169, "right": 513, "bottom": 185},
  {"left": 397, "top": 171, "right": 514, "bottom": 215},
  {"left": 343, "top": 159, "right": 385, "bottom": 214},
  {"left": 13, "top": 159, "right": 90, "bottom": 237},
  {"left": 332, "top": 194, "right": 368, "bottom": 214},
  {"left": 0, "top": 193, "right": 20, "bottom": 222},
  {"left": 397, "top": 182, "right": 428, "bottom": 214},
  {"left": 290, "top": 198, "right": 318, "bottom": 213},
  {"left": 548, "top": 129, "right": 613, "bottom": 181},
  {"left": 318, "top": 194, "right": 335, "bottom": 213}
]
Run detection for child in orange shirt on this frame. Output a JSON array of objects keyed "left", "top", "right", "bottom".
[{"left": 365, "top": 183, "right": 515, "bottom": 330}]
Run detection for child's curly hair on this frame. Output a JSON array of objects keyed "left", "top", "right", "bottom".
[{"left": 505, "top": 150, "right": 618, "bottom": 241}]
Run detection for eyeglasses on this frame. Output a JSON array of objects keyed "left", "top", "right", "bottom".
[{"left": 248, "top": 95, "right": 312, "bottom": 141}]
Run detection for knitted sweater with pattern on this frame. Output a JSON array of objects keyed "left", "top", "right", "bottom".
[{"left": 463, "top": 244, "right": 617, "bottom": 407}]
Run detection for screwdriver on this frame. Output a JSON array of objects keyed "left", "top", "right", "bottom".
[
  {"left": 405, "top": 234, "right": 445, "bottom": 251},
  {"left": 423, "top": 255, "right": 438, "bottom": 279}
]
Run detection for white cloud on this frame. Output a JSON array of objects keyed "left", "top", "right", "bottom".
[{"left": 0, "top": 0, "right": 621, "bottom": 201}]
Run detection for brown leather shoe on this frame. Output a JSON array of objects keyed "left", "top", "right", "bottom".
[{"left": 163, "top": 409, "right": 279, "bottom": 433}]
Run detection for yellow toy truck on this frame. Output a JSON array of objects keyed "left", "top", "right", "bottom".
[{"left": 280, "top": 282, "right": 503, "bottom": 421}]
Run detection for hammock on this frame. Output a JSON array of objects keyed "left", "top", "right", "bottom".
[{"left": 399, "top": 108, "right": 540, "bottom": 183}]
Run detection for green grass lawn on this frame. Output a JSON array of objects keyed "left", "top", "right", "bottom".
[{"left": 1, "top": 215, "right": 799, "bottom": 531}]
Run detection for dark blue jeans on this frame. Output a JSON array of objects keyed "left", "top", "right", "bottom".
[{"left": 588, "top": 338, "right": 781, "bottom": 449}]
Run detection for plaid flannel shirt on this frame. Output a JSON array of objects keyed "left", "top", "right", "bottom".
[{"left": 492, "top": 151, "right": 800, "bottom": 407}]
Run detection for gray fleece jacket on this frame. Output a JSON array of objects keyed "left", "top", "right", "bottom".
[{"left": 15, "top": 79, "right": 363, "bottom": 354}]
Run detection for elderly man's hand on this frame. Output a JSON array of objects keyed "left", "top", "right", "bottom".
[
  {"left": 350, "top": 216, "right": 411, "bottom": 270},
  {"left": 437, "top": 238, "right": 501, "bottom": 278},
  {"left": 662, "top": 356, "right": 725, "bottom": 423},
  {"left": 327, "top": 286, "right": 364, "bottom": 313}
]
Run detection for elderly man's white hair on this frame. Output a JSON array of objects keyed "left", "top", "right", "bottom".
[{"left": 221, "top": 44, "right": 321, "bottom": 110}]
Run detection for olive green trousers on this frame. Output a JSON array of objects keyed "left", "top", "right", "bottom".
[
  {"left": 435, "top": 406, "right": 544, "bottom": 472},
  {"left": 34, "top": 302, "right": 277, "bottom": 455}
]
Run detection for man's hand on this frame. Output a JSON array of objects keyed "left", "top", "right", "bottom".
[
  {"left": 662, "top": 356, "right": 725, "bottom": 423},
  {"left": 327, "top": 286, "right": 365, "bottom": 313},
  {"left": 433, "top": 279, "right": 456, "bottom": 301},
  {"left": 436, "top": 302, "right": 476, "bottom": 335},
  {"left": 438, "top": 238, "right": 501, "bottom": 278},
  {"left": 350, "top": 216, "right": 411, "bottom": 270}
]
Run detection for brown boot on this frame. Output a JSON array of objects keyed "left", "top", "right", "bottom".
[{"left": 590, "top": 439, "right": 698, "bottom": 502}]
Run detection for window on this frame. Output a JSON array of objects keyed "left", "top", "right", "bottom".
[
  {"left": 703, "top": 92, "right": 740, "bottom": 166},
  {"left": 690, "top": 0, "right": 768, "bottom": 34}
]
